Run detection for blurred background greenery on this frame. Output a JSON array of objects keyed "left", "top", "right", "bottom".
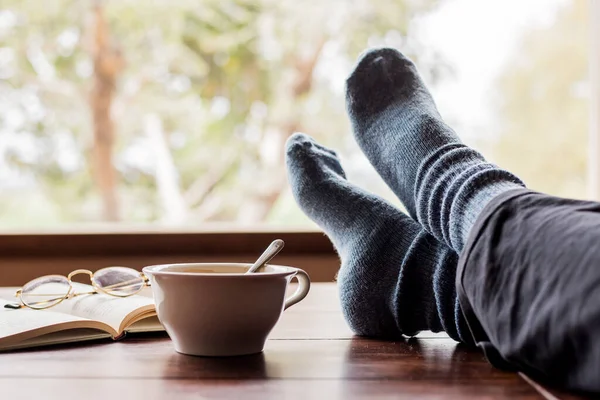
[{"left": 0, "top": 0, "right": 590, "bottom": 230}]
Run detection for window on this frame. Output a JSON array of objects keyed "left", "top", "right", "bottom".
[{"left": 0, "top": 0, "right": 594, "bottom": 231}]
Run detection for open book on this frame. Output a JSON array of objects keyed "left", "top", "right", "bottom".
[{"left": 0, "top": 283, "right": 164, "bottom": 351}]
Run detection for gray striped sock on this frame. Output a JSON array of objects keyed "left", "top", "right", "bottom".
[
  {"left": 346, "top": 48, "right": 524, "bottom": 252},
  {"left": 285, "top": 132, "right": 473, "bottom": 343}
]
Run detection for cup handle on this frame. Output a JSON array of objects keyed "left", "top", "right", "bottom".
[{"left": 284, "top": 269, "right": 311, "bottom": 310}]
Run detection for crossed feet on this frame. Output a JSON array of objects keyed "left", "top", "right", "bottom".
[{"left": 285, "top": 48, "right": 523, "bottom": 341}]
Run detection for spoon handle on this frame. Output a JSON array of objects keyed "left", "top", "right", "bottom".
[{"left": 246, "top": 239, "right": 285, "bottom": 274}]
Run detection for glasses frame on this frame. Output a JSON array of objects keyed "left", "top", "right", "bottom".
[{"left": 10, "top": 267, "right": 150, "bottom": 310}]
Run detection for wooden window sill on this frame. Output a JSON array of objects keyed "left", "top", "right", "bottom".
[{"left": 0, "top": 230, "right": 339, "bottom": 286}]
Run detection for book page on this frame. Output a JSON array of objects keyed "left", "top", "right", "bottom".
[
  {"left": 0, "top": 298, "right": 88, "bottom": 339},
  {"left": 48, "top": 282, "right": 157, "bottom": 334},
  {"left": 0, "top": 328, "right": 111, "bottom": 352},
  {"left": 0, "top": 298, "right": 114, "bottom": 349},
  {"left": 126, "top": 315, "right": 164, "bottom": 333}
]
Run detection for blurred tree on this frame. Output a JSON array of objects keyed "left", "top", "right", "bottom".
[
  {"left": 486, "top": 0, "right": 589, "bottom": 199},
  {"left": 90, "top": 4, "right": 123, "bottom": 221},
  {"left": 0, "top": 0, "right": 441, "bottom": 226}
]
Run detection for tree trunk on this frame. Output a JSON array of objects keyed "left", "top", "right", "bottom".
[
  {"left": 145, "top": 113, "right": 188, "bottom": 224},
  {"left": 90, "top": 5, "right": 122, "bottom": 221}
]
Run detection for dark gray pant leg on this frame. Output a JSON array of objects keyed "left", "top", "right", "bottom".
[{"left": 457, "top": 189, "right": 600, "bottom": 393}]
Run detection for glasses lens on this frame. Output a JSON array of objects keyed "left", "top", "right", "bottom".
[
  {"left": 21, "top": 276, "right": 71, "bottom": 309},
  {"left": 92, "top": 267, "right": 145, "bottom": 297}
]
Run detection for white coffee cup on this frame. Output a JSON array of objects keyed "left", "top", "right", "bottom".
[{"left": 142, "top": 263, "right": 311, "bottom": 357}]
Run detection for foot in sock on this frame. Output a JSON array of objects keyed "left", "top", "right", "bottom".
[
  {"left": 346, "top": 48, "right": 524, "bottom": 252},
  {"left": 285, "top": 132, "right": 473, "bottom": 343}
]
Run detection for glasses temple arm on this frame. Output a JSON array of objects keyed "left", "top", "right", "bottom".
[{"left": 97, "top": 276, "right": 150, "bottom": 291}]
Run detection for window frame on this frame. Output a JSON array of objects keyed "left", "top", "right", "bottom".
[
  {"left": 589, "top": 0, "right": 600, "bottom": 200},
  {"left": 3, "top": 2, "right": 598, "bottom": 285}
]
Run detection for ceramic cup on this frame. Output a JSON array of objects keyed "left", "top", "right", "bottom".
[{"left": 142, "top": 263, "right": 310, "bottom": 357}]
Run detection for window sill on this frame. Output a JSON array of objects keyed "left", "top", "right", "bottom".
[{"left": 0, "top": 230, "right": 339, "bottom": 286}]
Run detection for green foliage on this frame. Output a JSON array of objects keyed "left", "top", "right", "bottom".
[
  {"left": 0, "top": 0, "right": 439, "bottom": 226},
  {"left": 487, "top": 0, "right": 589, "bottom": 199}
]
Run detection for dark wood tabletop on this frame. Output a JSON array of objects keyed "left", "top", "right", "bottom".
[{"left": 0, "top": 283, "right": 591, "bottom": 400}]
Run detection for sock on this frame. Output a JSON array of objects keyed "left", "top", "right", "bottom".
[
  {"left": 346, "top": 48, "right": 524, "bottom": 252},
  {"left": 285, "top": 132, "right": 473, "bottom": 343}
]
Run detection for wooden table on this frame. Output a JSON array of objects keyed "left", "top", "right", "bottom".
[{"left": 0, "top": 284, "right": 590, "bottom": 400}]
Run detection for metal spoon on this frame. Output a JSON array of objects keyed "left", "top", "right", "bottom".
[{"left": 246, "top": 239, "right": 285, "bottom": 274}]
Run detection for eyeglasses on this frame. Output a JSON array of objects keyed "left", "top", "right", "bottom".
[{"left": 4, "top": 267, "right": 150, "bottom": 310}]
